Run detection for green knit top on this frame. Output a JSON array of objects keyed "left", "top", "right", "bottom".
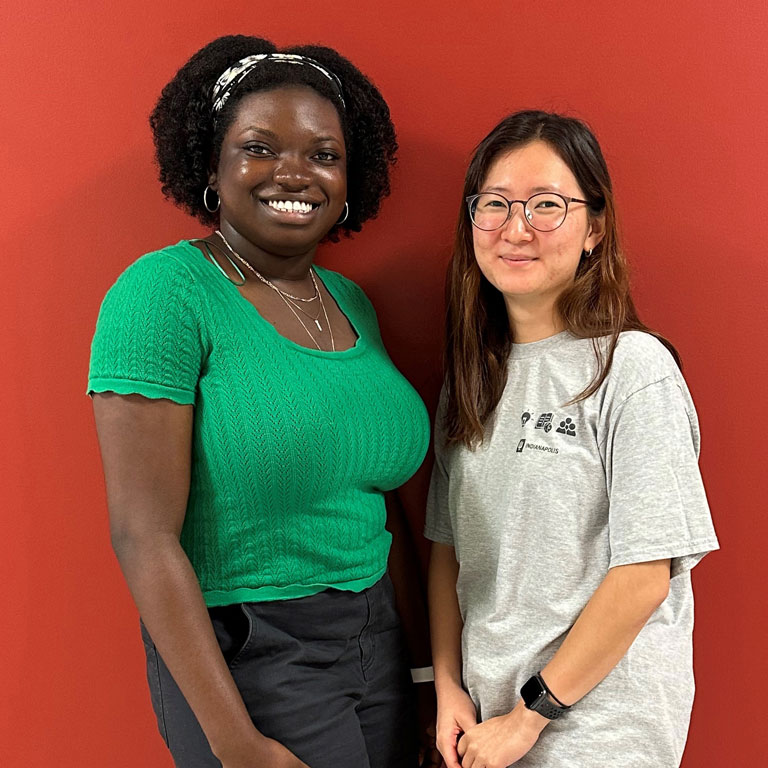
[{"left": 88, "top": 241, "right": 430, "bottom": 607}]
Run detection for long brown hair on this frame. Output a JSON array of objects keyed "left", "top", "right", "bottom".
[{"left": 444, "top": 110, "right": 680, "bottom": 449}]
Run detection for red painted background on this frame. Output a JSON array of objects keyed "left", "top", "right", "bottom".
[{"left": 3, "top": 1, "right": 766, "bottom": 765}]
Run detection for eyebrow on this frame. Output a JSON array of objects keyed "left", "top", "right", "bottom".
[
  {"left": 239, "top": 127, "right": 278, "bottom": 138},
  {"left": 237, "top": 127, "right": 342, "bottom": 144},
  {"left": 484, "top": 184, "right": 562, "bottom": 195}
]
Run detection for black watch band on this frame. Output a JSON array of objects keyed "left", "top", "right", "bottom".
[{"left": 520, "top": 673, "right": 571, "bottom": 720}]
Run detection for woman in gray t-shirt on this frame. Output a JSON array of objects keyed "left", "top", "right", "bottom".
[{"left": 425, "top": 111, "right": 718, "bottom": 768}]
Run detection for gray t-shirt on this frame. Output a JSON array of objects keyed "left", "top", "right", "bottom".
[{"left": 425, "top": 331, "right": 719, "bottom": 768}]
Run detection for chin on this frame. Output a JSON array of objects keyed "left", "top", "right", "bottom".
[
  {"left": 495, "top": 277, "right": 540, "bottom": 296},
  {"left": 262, "top": 230, "right": 326, "bottom": 256}
]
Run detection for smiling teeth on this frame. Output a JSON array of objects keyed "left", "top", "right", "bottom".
[{"left": 267, "top": 200, "right": 315, "bottom": 213}]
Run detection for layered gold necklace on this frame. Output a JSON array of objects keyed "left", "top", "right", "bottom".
[{"left": 215, "top": 230, "right": 336, "bottom": 352}]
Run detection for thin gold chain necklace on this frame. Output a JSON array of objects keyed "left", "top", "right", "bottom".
[
  {"left": 282, "top": 289, "right": 325, "bottom": 331},
  {"left": 274, "top": 288, "right": 335, "bottom": 352},
  {"left": 214, "top": 230, "right": 335, "bottom": 351},
  {"left": 215, "top": 230, "right": 318, "bottom": 302}
]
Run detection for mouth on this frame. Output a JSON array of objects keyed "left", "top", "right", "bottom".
[
  {"left": 260, "top": 198, "right": 322, "bottom": 218},
  {"left": 500, "top": 255, "right": 538, "bottom": 265}
]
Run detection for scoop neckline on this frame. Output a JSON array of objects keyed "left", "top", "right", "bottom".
[{"left": 179, "top": 240, "right": 369, "bottom": 359}]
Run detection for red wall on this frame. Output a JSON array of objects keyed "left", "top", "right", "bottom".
[{"left": 3, "top": 1, "right": 766, "bottom": 765}]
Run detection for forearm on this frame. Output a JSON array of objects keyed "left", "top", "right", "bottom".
[
  {"left": 428, "top": 542, "right": 464, "bottom": 693},
  {"left": 114, "top": 533, "right": 261, "bottom": 758},
  {"left": 540, "top": 559, "right": 671, "bottom": 706}
]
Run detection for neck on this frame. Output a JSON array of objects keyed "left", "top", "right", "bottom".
[
  {"left": 216, "top": 222, "right": 317, "bottom": 283},
  {"left": 504, "top": 294, "right": 564, "bottom": 343}
]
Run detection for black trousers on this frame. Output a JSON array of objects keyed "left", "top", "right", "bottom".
[{"left": 141, "top": 574, "right": 418, "bottom": 768}]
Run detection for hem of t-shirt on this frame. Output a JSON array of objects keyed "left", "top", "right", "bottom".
[
  {"left": 202, "top": 566, "right": 387, "bottom": 607},
  {"left": 87, "top": 377, "right": 196, "bottom": 405},
  {"left": 609, "top": 538, "right": 720, "bottom": 575},
  {"left": 423, "top": 526, "right": 454, "bottom": 546}
]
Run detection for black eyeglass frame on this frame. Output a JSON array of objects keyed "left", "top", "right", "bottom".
[{"left": 465, "top": 192, "right": 590, "bottom": 232}]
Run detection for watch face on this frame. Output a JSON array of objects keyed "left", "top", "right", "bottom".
[{"left": 521, "top": 676, "right": 546, "bottom": 708}]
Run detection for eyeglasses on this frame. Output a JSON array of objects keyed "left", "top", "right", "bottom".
[{"left": 466, "top": 192, "right": 589, "bottom": 232}]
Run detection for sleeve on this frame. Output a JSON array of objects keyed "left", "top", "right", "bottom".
[
  {"left": 87, "top": 253, "right": 206, "bottom": 405},
  {"left": 424, "top": 391, "right": 455, "bottom": 546},
  {"left": 604, "top": 375, "right": 719, "bottom": 577}
]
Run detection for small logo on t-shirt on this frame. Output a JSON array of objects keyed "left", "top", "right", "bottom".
[
  {"left": 521, "top": 411, "right": 532, "bottom": 427},
  {"left": 556, "top": 417, "right": 576, "bottom": 437},
  {"left": 521, "top": 440, "right": 559, "bottom": 455},
  {"left": 535, "top": 413, "right": 554, "bottom": 432}
]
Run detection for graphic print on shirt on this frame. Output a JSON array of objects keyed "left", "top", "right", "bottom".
[
  {"left": 515, "top": 411, "right": 578, "bottom": 457},
  {"left": 556, "top": 417, "right": 576, "bottom": 436}
]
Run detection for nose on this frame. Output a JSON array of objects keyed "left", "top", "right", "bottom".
[
  {"left": 273, "top": 153, "right": 312, "bottom": 190},
  {"left": 500, "top": 202, "right": 534, "bottom": 242}
]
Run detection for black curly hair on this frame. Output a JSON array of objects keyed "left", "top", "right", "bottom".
[{"left": 150, "top": 35, "right": 398, "bottom": 239}]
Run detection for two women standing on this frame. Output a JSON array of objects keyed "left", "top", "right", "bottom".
[{"left": 90, "top": 37, "right": 717, "bottom": 768}]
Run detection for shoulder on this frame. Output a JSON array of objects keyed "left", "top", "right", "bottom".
[
  {"left": 104, "top": 242, "right": 207, "bottom": 303},
  {"left": 614, "top": 331, "right": 677, "bottom": 373},
  {"left": 98, "top": 242, "right": 206, "bottom": 323},
  {"left": 112, "top": 241, "right": 201, "bottom": 287},
  {"left": 316, "top": 266, "right": 377, "bottom": 314},
  {"left": 315, "top": 266, "right": 367, "bottom": 297},
  {"left": 602, "top": 331, "right": 685, "bottom": 403}
]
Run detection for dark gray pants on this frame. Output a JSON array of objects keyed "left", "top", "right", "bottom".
[{"left": 141, "top": 575, "right": 418, "bottom": 768}]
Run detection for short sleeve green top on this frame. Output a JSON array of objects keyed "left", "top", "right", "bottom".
[{"left": 89, "top": 241, "right": 430, "bottom": 606}]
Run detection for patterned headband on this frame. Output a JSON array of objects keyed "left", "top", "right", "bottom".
[{"left": 211, "top": 53, "right": 346, "bottom": 114}]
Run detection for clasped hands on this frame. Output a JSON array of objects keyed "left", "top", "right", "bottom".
[{"left": 437, "top": 686, "right": 548, "bottom": 768}]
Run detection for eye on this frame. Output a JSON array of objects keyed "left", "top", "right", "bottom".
[
  {"left": 531, "top": 195, "right": 565, "bottom": 210},
  {"left": 313, "top": 150, "right": 340, "bottom": 163},
  {"left": 478, "top": 197, "right": 506, "bottom": 209},
  {"left": 244, "top": 143, "right": 273, "bottom": 156}
]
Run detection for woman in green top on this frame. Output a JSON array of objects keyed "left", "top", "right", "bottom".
[{"left": 89, "top": 35, "right": 432, "bottom": 768}]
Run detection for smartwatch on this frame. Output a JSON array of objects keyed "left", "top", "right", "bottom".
[{"left": 520, "top": 673, "right": 571, "bottom": 720}]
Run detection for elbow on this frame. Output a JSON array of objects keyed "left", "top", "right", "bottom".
[
  {"left": 109, "top": 526, "right": 143, "bottom": 563},
  {"left": 638, "top": 568, "right": 671, "bottom": 619},
  {"left": 648, "top": 575, "right": 670, "bottom": 610},
  {"left": 627, "top": 580, "right": 669, "bottom": 630},
  {"left": 612, "top": 560, "right": 671, "bottom": 622},
  {"left": 109, "top": 525, "right": 178, "bottom": 565}
]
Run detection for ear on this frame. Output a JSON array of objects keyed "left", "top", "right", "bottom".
[
  {"left": 207, "top": 169, "right": 218, "bottom": 189},
  {"left": 584, "top": 213, "right": 606, "bottom": 252}
]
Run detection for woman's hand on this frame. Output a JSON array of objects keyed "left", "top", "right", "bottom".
[
  {"left": 218, "top": 735, "right": 311, "bottom": 768},
  {"left": 435, "top": 682, "right": 478, "bottom": 768},
  {"left": 456, "top": 699, "right": 547, "bottom": 768}
]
